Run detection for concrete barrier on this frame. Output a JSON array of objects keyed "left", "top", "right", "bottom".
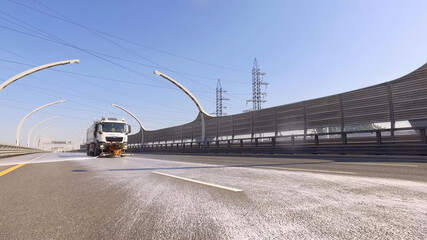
[{"left": 0, "top": 144, "right": 45, "bottom": 158}]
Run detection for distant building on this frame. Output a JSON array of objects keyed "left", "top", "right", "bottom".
[{"left": 40, "top": 140, "right": 80, "bottom": 152}]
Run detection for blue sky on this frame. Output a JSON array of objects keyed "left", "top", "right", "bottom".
[{"left": 0, "top": 0, "right": 426, "bottom": 145}]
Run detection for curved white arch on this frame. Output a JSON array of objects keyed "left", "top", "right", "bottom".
[
  {"left": 36, "top": 130, "right": 56, "bottom": 150},
  {"left": 27, "top": 116, "right": 60, "bottom": 147},
  {"left": 154, "top": 70, "right": 212, "bottom": 142},
  {"left": 0, "top": 59, "right": 79, "bottom": 92},
  {"left": 16, "top": 100, "right": 66, "bottom": 146},
  {"left": 32, "top": 124, "right": 57, "bottom": 148},
  {"left": 112, "top": 103, "right": 146, "bottom": 143},
  {"left": 154, "top": 70, "right": 211, "bottom": 117}
]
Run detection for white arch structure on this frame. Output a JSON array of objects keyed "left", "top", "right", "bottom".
[
  {"left": 16, "top": 100, "right": 66, "bottom": 146},
  {"left": 154, "top": 70, "right": 212, "bottom": 142},
  {"left": 32, "top": 124, "right": 57, "bottom": 148},
  {"left": 112, "top": 103, "right": 146, "bottom": 144},
  {"left": 0, "top": 59, "right": 79, "bottom": 92},
  {"left": 37, "top": 130, "right": 56, "bottom": 150},
  {"left": 27, "top": 116, "right": 60, "bottom": 147}
]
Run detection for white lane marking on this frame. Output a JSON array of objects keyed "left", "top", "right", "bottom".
[
  {"left": 334, "top": 162, "right": 418, "bottom": 167},
  {"left": 0, "top": 153, "right": 47, "bottom": 177},
  {"left": 0, "top": 153, "right": 47, "bottom": 167},
  {"left": 26, "top": 153, "right": 47, "bottom": 163},
  {"left": 257, "top": 166, "right": 357, "bottom": 175},
  {"left": 153, "top": 171, "right": 243, "bottom": 192},
  {"left": 26, "top": 155, "right": 97, "bottom": 164}
]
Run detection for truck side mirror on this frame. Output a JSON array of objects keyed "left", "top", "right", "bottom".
[{"left": 128, "top": 125, "right": 132, "bottom": 133}]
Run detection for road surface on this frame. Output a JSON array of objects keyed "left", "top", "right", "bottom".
[{"left": 1, "top": 153, "right": 426, "bottom": 239}]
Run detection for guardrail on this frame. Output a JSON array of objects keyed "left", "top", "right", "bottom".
[
  {"left": 128, "top": 127, "right": 427, "bottom": 155},
  {"left": 0, "top": 144, "right": 45, "bottom": 158}
]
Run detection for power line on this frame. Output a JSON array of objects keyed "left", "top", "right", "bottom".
[
  {"left": 0, "top": 97, "right": 192, "bottom": 122},
  {"left": 0, "top": 58, "right": 216, "bottom": 113},
  {"left": 0, "top": 12, "right": 172, "bottom": 88},
  {"left": 0, "top": 58, "right": 192, "bottom": 93},
  {"left": 0, "top": 103, "right": 91, "bottom": 121},
  {"left": 0, "top": 57, "right": 243, "bottom": 107},
  {"left": 9, "top": 0, "right": 249, "bottom": 74},
  {"left": 0, "top": 9, "right": 247, "bottom": 112},
  {"left": 4, "top": 0, "right": 250, "bottom": 97},
  {"left": 1, "top": 5, "right": 215, "bottom": 91},
  {"left": 0, "top": 16, "right": 245, "bottom": 86},
  {"left": 34, "top": 4, "right": 218, "bottom": 91},
  {"left": 0, "top": 62, "right": 196, "bottom": 114},
  {"left": 0, "top": 21, "right": 220, "bottom": 102}
]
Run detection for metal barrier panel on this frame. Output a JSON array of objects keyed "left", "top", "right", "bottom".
[
  {"left": 192, "top": 118, "right": 202, "bottom": 142},
  {"left": 205, "top": 117, "right": 217, "bottom": 141},
  {"left": 392, "top": 64, "right": 427, "bottom": 121},
  {"left": 233, "top": 112, "right": 252, "bottom": 138},
  {"left": 342, "top": 84, "right": 390, "bottom": 126},
  {"left": 127, "top": 129, "right": 142, "bottom": 143},
  {"left": 166, "top": 127, "right": 175, "bottom": 143},
  {"left": 276, "top": 102, "right": 305, "bottom": 132},
  {"left": 169, "top": 126, "right": 181, "bottom": 143},
  {"left": 217, "top": 115, "right": 233, "bottom": 140},
  {"left": 144, "top": 130, "right": 157, "bottom": 143},
  {"left": 253, "top": 107, "right": 276, "bottom": 135},
  {"left": 306, "top": 95, "right": 341, "bottom": 129},
  {"left": 182, "top": 122, "right": 193, "bottom": 142},
  {"left": 159, "top": 128, "right": 168, "bottom": 143},
  {"left": 143, "top": 131, "right": 151, "bottom": 143}
]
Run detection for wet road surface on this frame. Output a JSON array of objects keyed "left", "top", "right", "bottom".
[{"left": 1, "top": 153, "right": 426, "bottom": 239}]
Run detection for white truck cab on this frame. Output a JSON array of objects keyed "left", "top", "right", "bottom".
[{"left": 86, "top": 117, "right": 131, "bottom": 157}]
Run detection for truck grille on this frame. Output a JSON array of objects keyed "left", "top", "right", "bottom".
[{"left": 106, "top": 137, "right": 123, "bottom": 142}]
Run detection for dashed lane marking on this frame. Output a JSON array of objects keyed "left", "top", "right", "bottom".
[{"left": 153, "top": 171, "right": 243, "bottom": 192}]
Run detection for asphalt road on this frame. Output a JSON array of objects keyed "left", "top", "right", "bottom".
[{"left": 1, "top": 153, "right": 426, "bottom": 239}]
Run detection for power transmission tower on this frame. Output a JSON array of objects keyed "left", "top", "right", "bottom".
[
  {"left": 215, "top": 79, "right": 229, "bottom": 116},
  {"left": 247, "top": 58, "right": 268, "bottom": 111}
]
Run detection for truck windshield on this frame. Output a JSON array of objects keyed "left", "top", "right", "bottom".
[{"left": 101, "top": 123, "right": 125, "bottom": 133}]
